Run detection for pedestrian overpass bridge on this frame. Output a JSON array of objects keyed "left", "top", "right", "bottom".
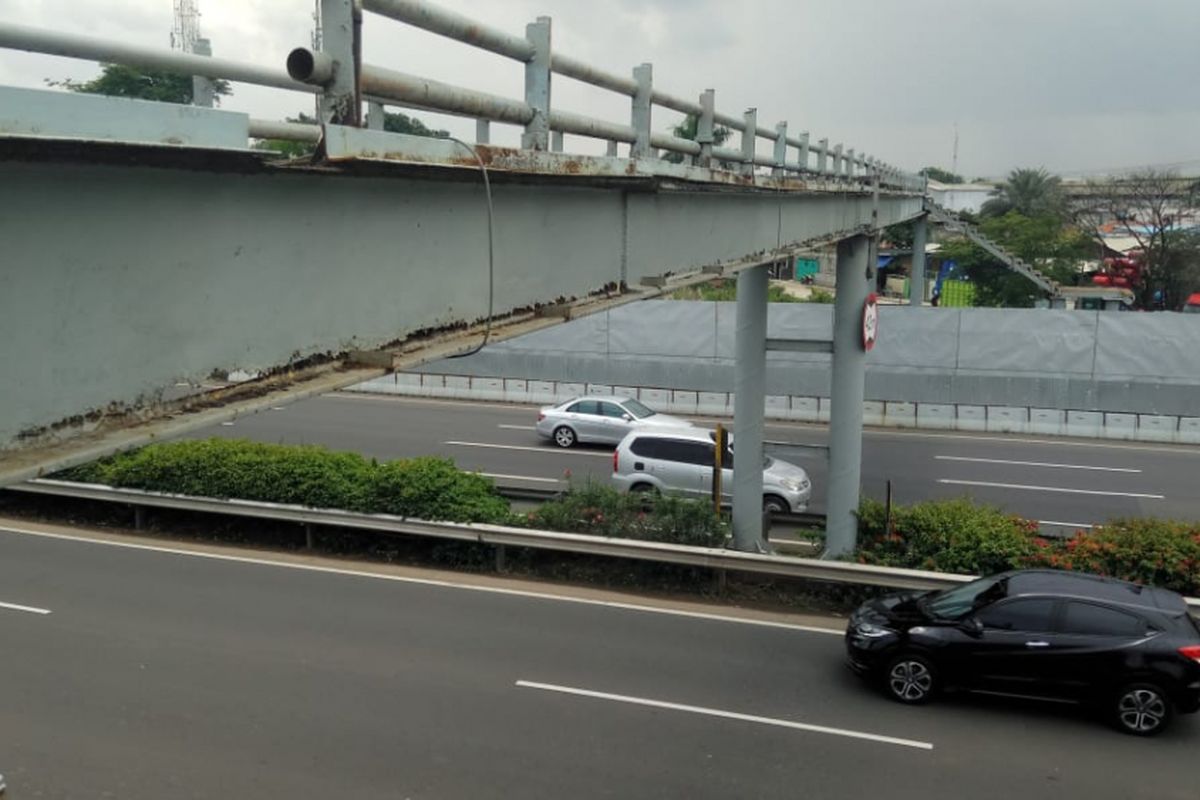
[{"left": 0, "top": 0, "right": 929, "bottom": 553}]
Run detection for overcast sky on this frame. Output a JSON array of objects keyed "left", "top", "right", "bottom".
[{"left": 2, "top": 0, "right": 1198, "bottom": 178}]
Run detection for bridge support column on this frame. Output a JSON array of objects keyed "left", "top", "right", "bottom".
[
  {"left": 732, "top": 263, "right": 768, "bottom": 552},
  {"left": 318, "top": 0, "right": 358, "bottom": 125},
  {"left": 910, "top": 214, "right": 928, "bottom": 306},
  {"left": 191, "top": 38, "right": 215, "bottom": 108},
  {"left": 825, "top": 234, "right": 871, "bottom": 558}
]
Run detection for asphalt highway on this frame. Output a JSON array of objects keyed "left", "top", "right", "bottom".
[
  {"left": 0, "top": 521, "right": 1195, "bottom": 798},
  {"left": 194, "top": 393, "right": 1200, "bottom": 529}
]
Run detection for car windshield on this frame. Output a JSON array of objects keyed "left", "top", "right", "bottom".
[
  {"left": 921, "top": 575, "right": 1008, "bottom": 620},
  {"left": 621, "top": 398, "right": 656, "bottom": 419}
]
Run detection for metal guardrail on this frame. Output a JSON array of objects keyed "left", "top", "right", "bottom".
[
  {"left": 0, "top": 2, "right": 923, "bottom": 190},
  {"left": 9, "top": 479, "right": 1199, "bottom": 611}
]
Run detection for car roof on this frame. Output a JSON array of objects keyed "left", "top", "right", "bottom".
[
  {"left": 1004, "top": 569, "right": 1188, "bottom": 615},
  {"left": 622, "top": 427, "right": 715, "bottom": 443},
  {"left": 561, "top": 395, "right": 636, "bottom": 405}
]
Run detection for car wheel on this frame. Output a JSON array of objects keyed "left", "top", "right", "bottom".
[
  {"left": 552, "top": 426, "right": 577, "bottom": 448},
  {"left": 1113, "top": 683, "right": 1173, "bottom": 736},
  {"left": 884, "top": 652, "right": 940, "bottom": 705},
  {"left": 762, "top": 495, "right": 789, "bottom": 515}
]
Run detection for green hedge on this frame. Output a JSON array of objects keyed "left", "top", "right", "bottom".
[
  {"left": 856, "top": 497, "right": 1200, "bottom": 596},
  {"left": 55, "top": 439, "right": 726, "bottom": 544},
  {"left": 521, "top": 482, "right": 728, "bottom": 548}
]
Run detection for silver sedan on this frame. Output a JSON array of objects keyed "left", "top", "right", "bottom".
[{"left": 535, "top": 395, "right": 693, "bottom": 448}]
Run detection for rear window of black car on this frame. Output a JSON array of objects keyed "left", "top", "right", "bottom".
[
  {"left": 976, "top": 598, "right": 1056, "bottom": 632},
  {"left": 1060, "top": 602, "right": 1146, "bottom": 637}
]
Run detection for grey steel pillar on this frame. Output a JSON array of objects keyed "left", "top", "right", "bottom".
[
  {"left": 797, "top": 132, "right": 809, "bottom": 173},
  {"left": 319, "top": 0, "right": 357, "bottom": 124},
  {"left": 606, "top": 140, "right": 618, "bottom": 157},
  {"left": 522, "top": 17, "right": 551, "bottom": 150},
  {"left": 630, "top": 63, "right": 652, "bottom": 159},
  {"left": 732, "top": 263, "right": 769, "bottom": 553},
  {"left": 910, "top": 214, "right": 928, "bottom": 307},
  {"left": 476, "top": 119, "right": 491, "bottom": 144},
  {"left": 816, "top": 138, "right": 828, "bottom": 175},
  {"left": 740, "top": 108, "right": 757, "bottom": 176},
  {"left": 697, "top": 89, "right": 715, "bottom": 168},
  {"left": 191, "top": 38, "right": 215, "bottom": 108},
  {"left": 825, "top": 235, "right": 872, "bottom": 558},
  {"left": 367, "top": 100, "right": 385, "bottom": 130},
  {"left": 551, "top": 129, "right": 564, "bottom": 152},
  {"left": 845, "top": 148, "right": 855, "bottom": 179},
  {"left": 832, "top": 144, "right": 844, "bottom": 177}
]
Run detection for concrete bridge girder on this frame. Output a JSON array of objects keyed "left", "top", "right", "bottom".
[{"left": 0, "top": 140, "right": 921, "bottom": 480}]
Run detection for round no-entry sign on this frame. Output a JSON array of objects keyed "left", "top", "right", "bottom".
[{"left": 862, "top": 293, "right": 879, "bottom": 351}]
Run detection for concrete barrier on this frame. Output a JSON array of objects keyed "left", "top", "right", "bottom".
[
  {"left": 987, "top": 406, "right": 1029, "bottom": 434},
  {"left": 1102, "top": 412, "right": 1137, "bottom": 441},
  {"left": 343, "top": 372, "right": 1200, "bottom": 445},
  {"left": 1029, "top": 408, "right": 1065, "bottom": 436},
  {"left": 884, "top": 401, "right": 916, "bottom": 428},
  {"left": 916, "top": 403, "right": 955, "bottom": 430},
  {"left": 956, "top": 405, "right": 986, "bottom": 432}
]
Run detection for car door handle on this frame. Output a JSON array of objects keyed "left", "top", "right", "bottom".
[{"left": 1025, "top": 641, "right": 1050, "bottom": 648}]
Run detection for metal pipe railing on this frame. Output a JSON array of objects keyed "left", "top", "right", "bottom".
[
  {"left": 249, "top": 119, "right": 322, "bottom": 142},
  {"left": 362, "top": 0, "right": 535, "bottom": 62},
  {"left": 357, "top": 63, "right": 535, "bottom": 125},
  {"left": 0, "top": 22, "right": 314, "bottom": 94}
]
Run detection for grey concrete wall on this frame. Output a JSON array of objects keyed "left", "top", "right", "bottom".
[
  {"left": 0, "top": 158, "right": 919, "bottom": 448},
  {"left": 412, "top": 302, "right": 1200, "bottom": 418}
]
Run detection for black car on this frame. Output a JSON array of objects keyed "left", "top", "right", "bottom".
[{"left": 845, "top": 569, "right": 1200, "bottom": 735}]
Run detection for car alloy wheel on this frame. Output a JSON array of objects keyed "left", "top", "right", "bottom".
[
  {"left": 886, "top": 654, "right": 937, "bottom": 704},
  {"left": 763, "top": 495, "right": 789, "bottom": 515},
  {"left": 1115, "top": 684, "right": 1171, "bottom": 736},
  {"left": 553, "top": 426, "right": 576, "bottom": 448}
]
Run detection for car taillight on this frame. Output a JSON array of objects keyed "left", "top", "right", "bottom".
[
  {"left": 613, "top": 450, "right": 619, "bottom": 473},
  {"left": 1179, "top": 645, "right": 1200, "bottom": 664}
]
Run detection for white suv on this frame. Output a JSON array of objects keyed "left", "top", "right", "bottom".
[{"left": 611, "top": 428, "right": 812, "bottom": 513}]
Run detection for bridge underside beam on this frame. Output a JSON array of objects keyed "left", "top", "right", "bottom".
[{"left": 0, "top": 141, "right": 921, "bottom": 480}]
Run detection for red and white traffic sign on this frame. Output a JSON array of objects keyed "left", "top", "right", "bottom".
[{"left": 862, "top": 293, "right": 879, "bottom": 351}]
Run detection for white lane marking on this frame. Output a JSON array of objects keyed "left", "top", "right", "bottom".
[
  {"left": 935, "top": 455, "right": 1140, "bottom": 473},
  {"left": 498, "top": 424, "right": 536, "bottom": 431},
  {"left": 446, "top": 441, "right": 611, "bottom": 458},
  {"left": 220, "top": 421, "right": 236, "bottom": 427},
  {"left": 1038, "top": 520, "right": 1095, "bottom": 530},
  {"left": 0, "top": 599, "right": 52, "bottom": 615},
  {"left": 938, "top": 479, "right": 1164, "bottom": 499},
  {"left": 328, "top": 393, "right": 538, "bottom": 413},
  {"left": 0, "top": 524, "right": 842, "bottom": 636},
  {"left": 869, "top": 428, "right": 1198, "bottom": 455},
  {"left": 478, "top": 472, "right": 562, "bottom": 484},
  {"left": 514, "top": 680, "right": 934, "bottom": 751}
]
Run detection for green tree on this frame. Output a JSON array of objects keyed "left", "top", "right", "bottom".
[
  {"left": 938, "top": 212, "right": 1091, "bottom": 307},
  {"left": 383, "top": 111, "right": 448, "bottom": 138},
  {"left": 981, "top": 167, "right": 1065, "bottom": 219},
  {"left": 919, "top": 166, "right": 964, "bottom": 184},
  {"left": 53, "top": 63, "right": 231, "bottom": 105},
  {"left": 663, "top": 113, "right": 731, "bottom": 164}
]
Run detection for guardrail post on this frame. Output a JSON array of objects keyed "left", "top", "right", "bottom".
[
  {"left": 304, "top": 523, "right": 315, "bottom": 549},
  {"left": 367, "top": 100, "right": 385, "bottom": 131},
  {"left": 476, "top": 119, "right": 491, "bottom": 144},
  {"left": 495, "top": 543, "right": 507, "bottom": 572},
  {"left": 845, "top": 148, "right": 855, "bottom": 179},
  {"left": 832, "top": 144, "right": 844, "bottom": 178},
  {"left": 133, "top": 505, "right": 146, "bottom": 531},
  {"left": 732, "top": 262, "right": 768, "bottom": 552},
  {"left": 606, "top": 140, "right": 618, "bottom": 157},
  {"left": 522, "top": 16, "right": 552, "bottom": 150},
  {"left": 697, "top": 88, "right": 715, "bottom": 168},
  {"left": 318, "top": 0, "right": 358, "bottom": 125},
  {"left": 826, "top": 234, "right": 872, "bottom": 558},
  {"left": 740, "top": 108, "right": 757, "bottom": 176},
  {"left": 910, "top": 214, "right": 928, "bottom": 307},
  {"left": 191, "top": 37, "right": 215, "bottom": 108},
  {"left": 551, "top": 129, "right": 564, "bottom": 152},
  {"left": 816, "top": 138, "right": 828, "bottom": 175},
  {"left": 630, "top": 63, "right": 653, "bottom": 159},
  {"left": 797, "top": 131, "right": 809, "bottom": 173},
  {"left": 772, "top": 122, "right": 787, "bottom": 177}
]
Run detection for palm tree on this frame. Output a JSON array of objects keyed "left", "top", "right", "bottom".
[{"left": 981, "top": 167, "right": 1065, "bottom": 218}]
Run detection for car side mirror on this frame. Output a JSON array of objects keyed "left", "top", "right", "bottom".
[
  {"left": 622, "top": 414, "right": 633, "bottom": 421},
  {"left": 959, "top": 616, "right": 984, "bottom": 637}
]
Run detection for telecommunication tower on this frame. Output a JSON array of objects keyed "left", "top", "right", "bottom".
[{"left": 170, "top": 0, "right": 201, "bottom": 52}]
